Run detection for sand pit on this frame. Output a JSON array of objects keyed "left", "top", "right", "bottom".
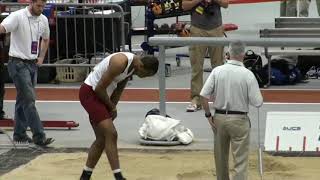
[{"left": 1, "top": 150, "right": 320, "bottom": 180}]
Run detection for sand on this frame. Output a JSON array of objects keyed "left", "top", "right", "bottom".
[{"left": 1, "top": 150, "right": 320, "bottom": 180}]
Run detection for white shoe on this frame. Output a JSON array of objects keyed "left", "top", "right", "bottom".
[
  {"left": 0, "top": 113, "right": 12, "bottom": 120},
  {"left": 186, "top": 104, "right": 201, "bottom": 112}
]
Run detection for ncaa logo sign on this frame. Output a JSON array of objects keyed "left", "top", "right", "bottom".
[{"left": 282, "top": 126, "right": 301, "bottom": 131}]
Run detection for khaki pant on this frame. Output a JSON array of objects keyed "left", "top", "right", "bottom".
[
  {"left": 280, "top": 0, "right": 319, "bottom": 17},
  {"left": 300, "top": 0, "right": 320, "bottom": 16},
  {"left": 189, "top": 25, "right": 224, "bottom": 105},
  {"left": 213, "top": 114, "right": 250, "bottom": 180},
  {"left": 317, "top": 0, "right": 320, "bottom": 16}
]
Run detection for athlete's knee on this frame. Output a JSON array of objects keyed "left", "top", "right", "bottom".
[
  {"left": 105, "top": 128, "right": 118, "bottom": 140},
  {"left": 95, "top": 136, "right": 105, "bottom": 146},
  {"left": 99, "top": 120, "right": 118, "bottom": 140}
]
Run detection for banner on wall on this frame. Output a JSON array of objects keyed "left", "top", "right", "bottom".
[{"left": 265, "top": 111, "right": 320, "bottom": 152}]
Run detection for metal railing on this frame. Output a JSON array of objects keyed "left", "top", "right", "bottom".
[
  {"left": 260, "top": 28, "right": 320, "bottom": 38},
  {"left": 275, "top": 17, "right": 320, "bottom": 28},
  {"left": 150, "top": 37, "right": 320, "bottom": 179},
  {"left": 0, "top": 2, "right": 128, "bottom": 64},
  {"left": 148, "top": 37, "right": 320, "bottom": 116}
]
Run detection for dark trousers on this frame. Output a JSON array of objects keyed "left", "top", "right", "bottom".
[
  {"left": 7, "top": 57, "right": 46, "bottom": 141},
  {"left": 0, "top": 61, "right": 5, "bottom": 117}
]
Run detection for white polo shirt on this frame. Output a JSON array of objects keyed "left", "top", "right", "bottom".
[
  {"left": 200, "top": 60, "right": 263, "bottom": 112},
  {"left": 1, "top": 7, "right": 50, "bottom": 60}
]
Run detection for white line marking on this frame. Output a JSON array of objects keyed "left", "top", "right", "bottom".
[
  {"left": 4, "top": 100, "right": 320, "bottom": 105},
  {"left": 5, "top": 87, "right": 320, "bottom": 91}
]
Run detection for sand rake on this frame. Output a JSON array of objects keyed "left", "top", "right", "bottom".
[{"left": 257, "top": 107, "right": 264, "bottom": 180}]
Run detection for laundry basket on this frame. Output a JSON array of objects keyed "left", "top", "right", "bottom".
[{"left": 55, "top": 56, "right": 89, "bottom": 83}]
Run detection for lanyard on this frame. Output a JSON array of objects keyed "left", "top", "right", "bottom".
[{"left": 27, "top": 17, "right": 40, "bottom": 42}]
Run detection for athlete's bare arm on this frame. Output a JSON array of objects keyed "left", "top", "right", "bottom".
[
  {"left": 110, "top": 77, "right": 130, "bottom": 106},
  {"left": 0, "top": 24, "right": 6, "bottom": 34},
  {"left": 94, "top": 53, "right": 128, "bottom": 111}
]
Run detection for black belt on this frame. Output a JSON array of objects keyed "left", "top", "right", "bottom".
[
  {"left": 10, "top": 56, "right": 37, "bottom": 64},
  {"left": 215, "top": 109, "right": 247, "bottom": 115}
]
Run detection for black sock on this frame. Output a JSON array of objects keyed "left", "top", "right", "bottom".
[
  {"left": 114, "top": 172, "right": 126, "bottom": 180},
  {"left": 80, "top": 170, "right": 92, "bottom": 180}
]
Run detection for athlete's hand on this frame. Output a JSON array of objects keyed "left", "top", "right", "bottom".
[{"left": 111, "top": 108, "right": 117, "bottom": 120}]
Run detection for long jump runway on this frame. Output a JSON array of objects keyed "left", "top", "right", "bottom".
[{"left": 2, "top": 100, "right": 320, "bottom": 150}]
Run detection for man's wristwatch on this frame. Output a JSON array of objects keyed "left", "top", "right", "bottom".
[{"left": 205, "top": 112, "right": 212, "bottom": 118}]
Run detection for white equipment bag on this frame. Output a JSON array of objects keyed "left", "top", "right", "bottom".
[{"left": 138, "top": 115, "right": 194, "bottom": 145}]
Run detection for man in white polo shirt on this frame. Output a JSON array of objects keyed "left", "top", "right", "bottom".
[
  {"left": 200, "top": 40, "right": 263, "bottom": 180},
  {"left": 0, "top": 5, "right": 11, "bottom": 120},
  {"left": 0, "top": 0, "right": 54, "bottom": 146}
]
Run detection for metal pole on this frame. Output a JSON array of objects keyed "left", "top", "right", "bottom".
[
  {"left": 116, "top": 4, "right": 125, "bottom": 52},
  {"left": 111, "top": 8, "right": 115, "bottom": 52},
  {"left": 148, "top": 37, "right": 320, "bottom": 117},
  {"left": 55, "top": 5, "right": 60, "bottom": 61},
  {"left": 92, "top": 10, "right": 96, "bottom": 57},
  {"left": 83, "top": 7, "right": 87, "bottom": 58},
  {"left": 257, "top": 107, "right": 264, "bottom": 180},
  {"left": 264, "top": 47, "right": 271, "bottom": 87},
  {"left": 158, "top": 45, "right": 166, "bottom": 116},
  {"left": 107, "top": 4, "right": 125, "bottom": 52},
  {"left": 102, "top": 6, "right": 106, "bottom": 54},
  {"left": 74, "top": 9, "right": 78, "bottom": 55},
  {"left": 3, "top": 63, "right": 96, "bottom": 67},
  {"left": 64, "top": 5, "right": 69, "bottom": 59}
]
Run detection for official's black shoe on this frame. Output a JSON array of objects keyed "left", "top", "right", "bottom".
[
  {"left": 34, "top": 137, "right": 55, "bottom": 146},
  {"left": 114, "top": 172, "right": 126, "bottom": 180},
  {"left": 0, "top": 113, "right": 11, "bottom": 120},
  {"left": 115, "top": 177, "right": 126, "bottom": 180},
  {"left": 80, "top": 170, "right": 92, "bottom": 180}
]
